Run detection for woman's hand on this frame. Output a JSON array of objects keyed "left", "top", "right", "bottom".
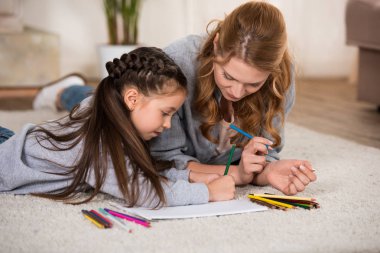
[
  {"left": 254, "top": 159, "right": 317, "bottom": 195},
  {"left": 207, "top": 175, "right": 236, "bottom": 201},
  {"left": 189, "top": 171, "right": 220, "bottom": 184},
  {"left": 232, "top": 137, "right": 273, "bottom": 185}
]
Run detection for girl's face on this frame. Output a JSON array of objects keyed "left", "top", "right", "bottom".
[
  {"left": 127, "top": 88, "right": 186, "bottom": 140},
  {"left": 213, "top": 56, "right": 270, "bottom": 102}
]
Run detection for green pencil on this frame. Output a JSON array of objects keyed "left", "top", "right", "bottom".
[{"left": 224, "top": 144, "right": 236, "bottom": 175}]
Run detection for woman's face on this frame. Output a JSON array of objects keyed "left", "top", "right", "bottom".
[{"left": 213, "top": 56, "right": 270, "bottom": 102}]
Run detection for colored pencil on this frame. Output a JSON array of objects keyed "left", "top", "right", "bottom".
[
  {"left": 250, "top": 197, "right": 289, "bottom": 210},
  {"left": 248, "top": 193, "right": 320, "bottom": 210},
  {"left": 82, "top": 210, "right": 105, "bottom": 229},
  {"left": 105, "top": 207, "right": 149, "bottom": 223},
  {"left": 229, "top": 124, "right": 253, "bottom": 139},
  {"left": 109, "top": 201, "right": 151, "bottom": 221},
  {"left": 284, "top": 202, "right": 312, "bottom": 209},
  {"left": 224, "top": 144, "right": 236, "bottom": 175},
  {"left": 253, "top": 193, "right": 315, "bottom": 202},
  {"left": 82, "top": 210, "right": 110, "bottom": 228},
  {"left": 105, "top": 208, "right": 151, "bottom": 228},
  {"left": 248, "top": 195, "right": 295, "bottom": 209},
  {"left": 90, "top": 210, "right": 112, "bottom": 228},
  {"left": 269, "top": 200, "right": 312, "bottom": 210},
  {"left": 249, "top": 198, "right": 285, "bottom": 210},
  {"left": 98, "top": 208, "right": 132, "bottom": 232},
  {"left": 229, "top": 124, "right": 270, "bottom": 150}
]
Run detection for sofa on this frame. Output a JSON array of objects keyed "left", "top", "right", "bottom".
[{"left": 346, "top": 0, "right": 380, "bottom": 110}]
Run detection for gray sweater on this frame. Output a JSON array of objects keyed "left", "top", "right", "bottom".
[
  {"left": 150, "top": 35, "right": 295, "bottom": 170},
  {"left": 0, "top": 111, "right": 209, "bottom": 208}
]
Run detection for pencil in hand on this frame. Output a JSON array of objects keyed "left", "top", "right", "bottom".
[{"left": 224, "top": 144, "right": 236, "bottom": 176}]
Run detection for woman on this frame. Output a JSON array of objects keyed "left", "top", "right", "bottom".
[{"left": 149, "top": 1, "right": 316, "bottom": 195}]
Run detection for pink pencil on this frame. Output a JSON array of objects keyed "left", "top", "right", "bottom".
[{"left": 105, "top": 208, "right": 151, "bottom": 228}]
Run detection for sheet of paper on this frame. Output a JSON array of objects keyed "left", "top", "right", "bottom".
[{"left": 110, "top": 199, "right": 267, "bottom": 220}]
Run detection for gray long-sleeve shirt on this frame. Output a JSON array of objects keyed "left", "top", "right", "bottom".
[
  {"left": 0, "top": 110, "right": 209, "bottom": 208},
  {"left": 149, "top": 35, "right": 295, "bottom": 170}
]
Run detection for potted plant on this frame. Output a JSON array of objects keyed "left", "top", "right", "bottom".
[{"left": 98, "top": 0, "right": 142, "bottom": 78}]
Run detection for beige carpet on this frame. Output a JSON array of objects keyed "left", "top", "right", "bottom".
[{"left": 1, "top": 110, "right": 380, "bottom": 253}]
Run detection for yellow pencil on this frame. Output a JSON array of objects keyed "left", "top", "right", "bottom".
[
  {"left": 250, "top": 198, "right": 286, "bottom": 210},
  {"left": 250, "top": 197, "right": 289, "bottom": 210},
  {"left": 250, "top": 193, "right": 315, "bottom": 202},
  {"left": 248, "top": 195, "right": 295, "bottom": 209},
  {"left": 83, "top": 213, "right": 105, "bottom": 229}
]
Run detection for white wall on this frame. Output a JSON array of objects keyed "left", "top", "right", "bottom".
[
  {"left": 21, "top": 0, "right": 356, "bottom": 79},
  {"left": 270, "top": 0, "right": 357, "bottom": 78}
]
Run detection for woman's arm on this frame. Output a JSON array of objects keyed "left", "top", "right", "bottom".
[
  {"left": 187, "top": 162, "right": 249, "bottom": 186},
  {"left": 253, "top": 159, "right": 317, "bottom": 195}
]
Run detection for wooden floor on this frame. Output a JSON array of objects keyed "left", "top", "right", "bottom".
[
  {"left": 1, "top": 78, "right": 380, "bottom": 148},
  {"left": 287, "top": 79, "right": 380, "bottom": 149}
]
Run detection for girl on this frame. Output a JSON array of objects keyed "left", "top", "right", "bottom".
[
  {"left": 0, "top": 47, "right": 235, "bottom": 207},
  {"left": 33, "top": 2, "right": 316, "bottom": 195}
]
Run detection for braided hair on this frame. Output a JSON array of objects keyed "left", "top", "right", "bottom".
[
  {"left": 105, "top": 47, "right": 187, "bottom": 96},
  {"left": 32, "top": 47, "right": 187, "bottom": 207}
]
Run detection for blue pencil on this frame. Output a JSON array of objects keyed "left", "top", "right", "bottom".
[
  {"left": 229, "top": 124, "right": 253, "bottom": 139},
  {"left": 229, "top": 124, "right": 269, "bottom": 150}
]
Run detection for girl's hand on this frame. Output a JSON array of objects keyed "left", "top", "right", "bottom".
[
  {"left": 189, "top": 171, "right": 220, "bottom": 184},
  {"left": 233, "top": 137, "right": 273, "bottom": 185},
  {"left": 207, "top": 175, "right": 235, "bottom": 202},
  {"left": 254, "top": 159, "right": 317, "bottom": 195}
]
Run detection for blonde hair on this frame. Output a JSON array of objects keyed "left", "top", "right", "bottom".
[{"left": 194, "top": 1, "right": 292, "bottom": 147}]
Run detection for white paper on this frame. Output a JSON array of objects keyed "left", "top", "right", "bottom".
[{"left": 110, "top": 199, "right": 267, "bottom": 220}]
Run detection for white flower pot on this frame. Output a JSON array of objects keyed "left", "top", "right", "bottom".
[{"left": 98, "top": 44, "right": 139, "bottom": 79}]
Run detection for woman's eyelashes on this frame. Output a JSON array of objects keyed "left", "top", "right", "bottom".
[
  {"left": 223, "top": 71, "right": 263, "bottom": 88},
  {"left": 248, "top": 82, "right": 262, "bottom": 88},
  {"left": 223, "top": 72, "right": 234, "bottom": 81}
]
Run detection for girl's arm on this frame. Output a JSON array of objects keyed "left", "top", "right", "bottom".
[
  {"left": 86, "top": 158, "right": 235, "bottom": 208},
  {"left": 86, "top": 164, "right": 209, "bottom": 208}
]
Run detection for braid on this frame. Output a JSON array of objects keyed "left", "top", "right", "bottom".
[
  {"left": 104, "top": 47, "right": 186, "bottom": 95},
  {"left": 106, "top": 50, "right": 167, "bottom": 78}
]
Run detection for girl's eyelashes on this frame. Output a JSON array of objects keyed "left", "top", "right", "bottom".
[{"left": 162, "top": 111, "right": 170, "bottom": 116}]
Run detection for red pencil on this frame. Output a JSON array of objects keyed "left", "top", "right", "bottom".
[{"left": 90, "top": 210, "right": 113, "bottom": 228}]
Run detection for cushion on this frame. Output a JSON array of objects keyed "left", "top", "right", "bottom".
[{"left": 346, "top": 0, "right": 380, "bottom": 50}]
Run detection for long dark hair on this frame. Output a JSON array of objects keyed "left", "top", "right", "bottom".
[{"left": 32, "top": 47, "right": 187, "bottom": 207}]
